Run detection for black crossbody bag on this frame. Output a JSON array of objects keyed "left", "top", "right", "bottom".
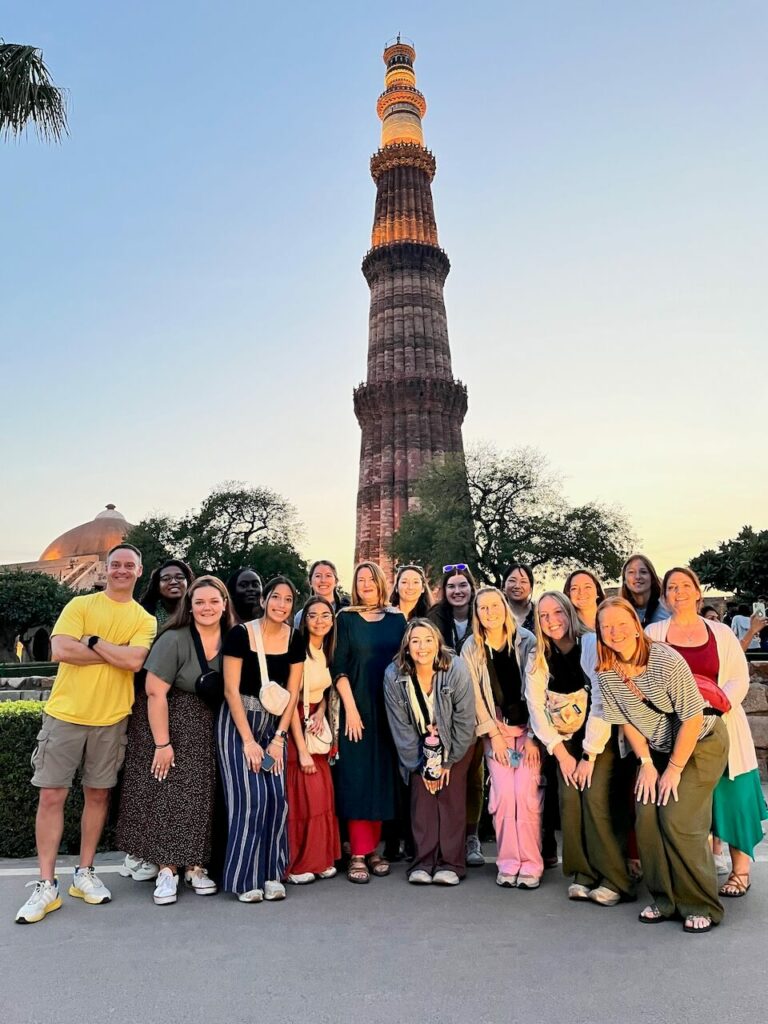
[{"left": 191, "top": 623, "right": 224, "bottom": 710}]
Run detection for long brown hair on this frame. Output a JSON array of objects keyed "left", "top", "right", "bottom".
[
  {"left": 163, "top": 575, "right": 235, "bottom": 634},
  {"left": 532, "top": 591, "right": 582, "bottom": 677},
  {"left": 595, "top": 596, "right": 652, "bottom": 671},
  {"left": 471, "top": 586, "right": 516, "bottom": 665},
  {"left": 389, "top": 564, "right": 434, "bottom": 620},
  {"left": 299, "top": 596, "right": 337, "bottom": 664},
  {"left": 620, "top": 553, "right": 663, "bottom": 619},
  {"left": 345, "top": 561, "right": 390, "bottom": 611},
  {"left": 395, "top": 618, "right": 453, "bottom": 675}
]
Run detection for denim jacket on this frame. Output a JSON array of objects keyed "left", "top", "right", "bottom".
[{"left": 460, "top": 627, "right": 537, "bottom": 738}]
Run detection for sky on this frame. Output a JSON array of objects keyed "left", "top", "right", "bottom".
[{"left": 2, "top": 1, "right": 766, "bottom": 587}]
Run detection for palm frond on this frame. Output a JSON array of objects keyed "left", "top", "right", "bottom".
[{"left": 0, "top": 42, "right": 68, "bottom": 142}]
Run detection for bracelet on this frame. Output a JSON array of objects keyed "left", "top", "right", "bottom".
[
  {"left": 154, "top": 742, "right": 171, "bottom": 749},
  {"left": 668, "top": 759, "right": 684, "bottom": 770},
  {"left": 269, "top": 736, "right": 284, "bottom": 745}
]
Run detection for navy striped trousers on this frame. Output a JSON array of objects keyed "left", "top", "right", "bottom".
[{"left": 216, "top": 695, "right": 288, "bottom": 895}]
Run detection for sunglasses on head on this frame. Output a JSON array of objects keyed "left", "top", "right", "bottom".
[{"left": 442, "top": 563, "right": 468, "bottom": 574}]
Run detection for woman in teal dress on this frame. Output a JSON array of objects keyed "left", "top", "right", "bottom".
[{"left": 333, "top": 561, "right": 406, "bottom": 883}]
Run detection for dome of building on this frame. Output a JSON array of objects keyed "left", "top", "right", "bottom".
[{"left": 40, "top": 504, "right": 135, "bottom": 561}]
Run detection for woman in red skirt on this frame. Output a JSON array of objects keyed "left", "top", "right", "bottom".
[{"left": 285, "top": 596, "right": 341, "bottom": 884}]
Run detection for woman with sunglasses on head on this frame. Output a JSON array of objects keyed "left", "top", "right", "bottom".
[
  {"left": 427, "top": 564, "right": 485, "bottom": 866},
  {"left": 647, "top": 568, "right": 767, "bottom": 901},
  {"left": 461, "top": 586, "right": 543, "bottom": 888},
  {"left": 294, "top": 559, "right": 350, "bottom": 628},
  {"left": 528, "top": 593, "right": 634, "bottom": 906},
  {"left": 285, "top": 596, "right": 341, "bottom": 885},
  {"left": 384, "top": 619, "right": 476, "bottom": 885},
  {"left": 592, "top": 596, "right": 728, "bottom": 933},
  {"left": 116, "top": 576, "right": 234, "bottom": 905},
  {"left": 563, "top": 569, "right": 605, "bottom": 633},
  {"left": 621, "top": 554, "right": 670, "bottom": 626},
  {"left": 333, "top": 562, "right": 406, "bottom": 883},
  {"left": 217, "top": 576, "right": 304, "bottom": 903}
]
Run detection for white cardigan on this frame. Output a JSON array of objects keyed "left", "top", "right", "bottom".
[{"left": 645, "top": 617, "right": 757, "bottom": 780}]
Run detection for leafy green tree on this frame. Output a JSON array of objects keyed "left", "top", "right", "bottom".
[
  {"left": 0, "top": 43, "right": 68, "bottom": 141},
  {"left": 390, "top": 444, "right": 635, "bottom": 586},
  {"left": 123, "top": 515, "right": 177, "bottom": 575},
  {"left": 0, "top": 571, "right": 72, "bottom": 659},
  {"left": 689, "top": 526, "right": 768, "bottom": 601}
]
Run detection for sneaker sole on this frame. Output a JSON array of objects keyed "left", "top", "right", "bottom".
[
  {"left": 264, "top": 894, "right": 286, "bottom": 901},
  {"left": 153, "top": 894, "right": 178, "bottom": 905},
  {"left": 15, "top": 895, "right": 62, "bottom": 924},
  {"left": 68, "top": 886, "right": 111, "bottom": 905},
  {"left": 185, "top": 885, "right": 218, "bottom": 896}
]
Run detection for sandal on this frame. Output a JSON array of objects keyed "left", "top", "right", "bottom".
[
  {"left": 366, "top": 854, "right": 391, "bottom": 877},
  {"left": 346, "top": 856, "right": 370, "bottom": 884},
  {"left": 719, "top": 871, "right": 751, "bottom": 898},
  {"left": 638, "top": 904, "right": 669, "bottom": 924},
  {"left": 683, "top": 914, "right": 716, "bottom": 934}
]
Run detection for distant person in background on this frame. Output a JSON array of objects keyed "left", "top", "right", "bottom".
[
  {"left": 139, "top": 560, "right": 195, "bottom": 626},
  {"left": 16, "top": 544, "right": 156, "bottom": 925},
  {"left": 620, "top": 554, "right": 670, "bottom": 626},
  {"left": 390, "top": 564, "right": 433, "bottom": 622},
  {"left": 731, "top": 604, "right": 764, "bottom": 652},
  {"left": 226, "top": 568, "right": 263, "bottom": 623},
  {"left": 701, "top": 606, "right": 721, "bottom": 623},
  {"left": 427, "top": 565, "right": 484, "bottom": 867},
  {"left": 502, "top": 563, "right": 536, "bottom": 631},
  {"left": 563, "top": 569, "right": 606, "bottom": 632},
  {"left": 294, "top": 559, "right": 349, "bottom": 628}
]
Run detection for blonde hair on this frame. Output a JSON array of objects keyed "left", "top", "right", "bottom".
[
  {"left": 395, "top": 618, "right": 453, "bottom": 675},
  {"left": 345, "top": 561, "right": 390, "bottom": 611},
  {"left": 595, "top": 596, "right": 652, "bottom": 671},
  {"left": 471, "top": 586, "right": 516, "bottom": 664},
  {"left": 532, "top": 591, "right": 582, "bottom": 677}
]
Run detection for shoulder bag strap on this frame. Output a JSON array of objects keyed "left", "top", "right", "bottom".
[
  {"left": 410, "top": 674, "right": 436, "bottom": 731},
  {"left": 189, "top": 623, "right": 210, "bottom": 676},
  {"left": 246, "top": 619, "right": 270, "bottom": 688},
  {"left": 612, "top": 660, "right": 667, "bottom": 717}
]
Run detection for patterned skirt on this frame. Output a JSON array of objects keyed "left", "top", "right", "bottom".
[
  {"left": 216, "top": 695, "right": 288, "bottom": 894},
  {"left": 116, "top": 688, "right": 216, "bottom": 866}
]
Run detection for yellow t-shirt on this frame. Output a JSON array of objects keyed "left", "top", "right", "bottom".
[{"left": 46, "top": 592, "right": 157, "bottom": 726}]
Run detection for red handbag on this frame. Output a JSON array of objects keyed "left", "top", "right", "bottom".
[{"left": 692, "top": 674, "right": 731, "bottom": 716}]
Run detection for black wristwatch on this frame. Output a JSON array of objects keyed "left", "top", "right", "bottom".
[
  {"left": 581, "top": 752, "right": 595, "bottom": 763},
  {"left": 87, "top": 635, "right": 100, "bottom": 649},
  {"left": 274, "top": 728, "right": 287, "bottom": 739}
]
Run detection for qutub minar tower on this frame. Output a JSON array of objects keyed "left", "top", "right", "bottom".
[{"left": 354, "top": 38, "right": 468, "bottom": 569}]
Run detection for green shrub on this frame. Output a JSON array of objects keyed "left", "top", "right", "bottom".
[{"left": 0, "top": 701, "right": 114, "bottom": 858}]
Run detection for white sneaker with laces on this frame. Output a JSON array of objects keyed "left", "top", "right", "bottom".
[
  {"left": 184, "top": 867, "right": 217, "bottom": 895},
  {"left": 264, "top": 880, "right": 286, "bottom": 901},
  {"left": 153, "top": 868, "right": 179, "bottom": 906},
  {"left": 516, "top": 875, "right": 541, "bottom": 890},
  {"left": 286, "top": 872, "right": 315, "bottom": 885},
  {"left": 496, "top": 872, "right": 518, "bottom": 888},
  {"left": 433, "top": 869, "right": 460, "bottom": 886},
  {"left": 317, "top": 866, "right": 337, "bottom": 879},
  {"left": 238, "top": 889, "right": 264, "bottom": 903},
  {"left": 465, "top": 834, "right": 485, "bottom": 867},
  {"left": 69, "top": 867, "right": 112, "bottom": 905},
  {"left": 119, "top": 855, "right": 159, "bottom": 881},
  {"left": 15, "top": 879, "right": 62, "bottom": 924}
]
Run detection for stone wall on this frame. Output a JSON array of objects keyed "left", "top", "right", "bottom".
[
  {"left": 0, "top": 676, "right": 51, "bottom": 702},
  {"left": 747, "top": 661, "right": 768, "bottom": 780}
]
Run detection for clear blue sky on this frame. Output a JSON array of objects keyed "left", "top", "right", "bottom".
[{"left": 2, "top": 1, "right": 766, "bottom": 584}]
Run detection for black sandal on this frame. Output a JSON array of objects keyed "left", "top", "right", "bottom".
[
  {"left": 683, "top": 914, "right": 715, "bottom": 934},
  {"left": 638, "top": 904, "right": 669, "bottom": 924}
]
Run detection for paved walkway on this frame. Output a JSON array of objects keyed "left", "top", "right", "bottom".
[{"left": 1, "top": 844, "right": 766, "bottom": 1024}]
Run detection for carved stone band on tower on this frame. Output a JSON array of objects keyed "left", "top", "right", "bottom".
[{"left": 354, "top": 39, "right": 468, "bottom": 570}]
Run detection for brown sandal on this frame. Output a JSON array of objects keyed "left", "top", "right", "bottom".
[
  {"left": 347, "top": 856, "right": 370, "bottom": 884},
  {"left": 719, "top": 871, "right": 751, "bottom": 898},
  {"left": 366, "top": 854, "right": 391, "bottom": 877}
]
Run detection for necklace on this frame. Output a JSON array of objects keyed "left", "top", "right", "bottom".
[{"left": 672, "top": 619, "right": 704, "bottom": 644}]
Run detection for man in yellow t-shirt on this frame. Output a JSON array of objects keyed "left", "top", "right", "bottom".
[{"left": 16, "top": 544, "right": 156, "bottom": 925}]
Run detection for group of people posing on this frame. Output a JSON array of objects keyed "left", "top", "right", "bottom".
[{"left": 16, "top": 546, "right": 767, "bottom": 936}]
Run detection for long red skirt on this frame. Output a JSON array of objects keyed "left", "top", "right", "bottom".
[{"left": 286, "top": 737, "right": 341, "bottom": 875}]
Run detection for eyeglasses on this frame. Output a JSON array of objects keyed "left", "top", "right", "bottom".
[
  {"left": 442, "top": 563, "right": 468, "bottom": 574},
  {"left": 159, "top": 574, "right": 186, "bottom": 583}
]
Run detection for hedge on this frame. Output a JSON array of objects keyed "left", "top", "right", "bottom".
[{"left": 0, "top": 701, "right": 114, "bottom": 858}]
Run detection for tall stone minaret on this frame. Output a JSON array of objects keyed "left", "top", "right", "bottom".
[{"left": 353, "top": 38, "right": 468, "bottom": 571}]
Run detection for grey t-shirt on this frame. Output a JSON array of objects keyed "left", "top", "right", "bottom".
[{"left": 144, "top": 627, "right": 221, "bottom": 694}]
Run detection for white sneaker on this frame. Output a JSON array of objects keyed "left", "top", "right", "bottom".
[
  {"left": 433, "top": 869, "right": 460, "bottom": 886},
  {"left": 317, "top": 866, "right": 337, "bottom": 879},
  {"left": 15, "top": 879, "right": 62, "bottom": 924},
  {"left": 184, "top": 867, "right": 217, "bottom": 895},
  {"left": 264, "top": 880, "right": 286, "bottom": 901},
  {"left": 408, "top": 869, "right": 433, "bottom": 885},
  {"left": 237, "top": 889, "right": 264, "bottom": 903},
  {"left": 465, "top": 834, "right": 485, "bottom": 866},
  {"left": 589, "top": 885, "right": 620, "bottom": 906},
  {"left": 516, "top": 875, "right": 541, "bottom": 890},
  {"left": 153, "top": 868, "right": 179, "bottom": 906},
  {"left": 286, "top": 872, "right": 315, "bottom": 885},
  {"left": 568, "top": 883, "right": 591, "bottom": 901},
  {"left": 119, "top": 855, "right": 159, "bottom": 881},
  {"left": 496, "top": 872, "right": 518, "bottom": 887},
  {"left": 69, "top": 867, "right": 112, "bottom": 905}
]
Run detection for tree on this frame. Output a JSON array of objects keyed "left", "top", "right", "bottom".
[
  {"left": 689, "top": 526, "right": 768, "bottom": 601},
  {"left": 390, "top": 444, "right": 635, "bottom": 586},
  {"left": 0, "top": 571, "right": 72, "bottom": 658},
  {"left": 0, "top": 43, "right": 68, "bottom": 142},
  {"left": 123, "top": 515, "right": 177, "bottom": 576}
]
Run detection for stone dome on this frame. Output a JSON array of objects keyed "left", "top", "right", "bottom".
[{"left": 40, "top": 504, "right": 135, "bottom": 561}]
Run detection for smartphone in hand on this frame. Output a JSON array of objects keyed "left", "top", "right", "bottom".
[
  {"left": 261, "top": 752, "right": 276, "bottom": 772},
  {"left": 753, "top": 602, "right": 766, "bottom": 618}
]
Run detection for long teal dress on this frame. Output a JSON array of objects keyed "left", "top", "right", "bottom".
[{"left": 333, "top": 610, "right": 406, "bottom": 821}]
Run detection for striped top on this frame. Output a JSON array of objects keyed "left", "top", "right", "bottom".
[{"left": 596, "top": 643, "right": 714, "bottom": 752}]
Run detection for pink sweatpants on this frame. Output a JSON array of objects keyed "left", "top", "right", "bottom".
[{"left": 484, "top": 723, "right": 544, "bottom": 878}]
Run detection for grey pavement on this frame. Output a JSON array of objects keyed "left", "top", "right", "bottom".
[{"left": 1, "top": 846, "right": 767, "bottom": 1024}]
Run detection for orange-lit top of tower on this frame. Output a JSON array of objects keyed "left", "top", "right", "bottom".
[{"left": 377, "top": 37, "right": 427, "bottom": 149}]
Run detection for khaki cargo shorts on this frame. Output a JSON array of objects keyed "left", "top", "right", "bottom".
[{"left": 31, "top": 713, "right": 129, "bottom": 789}]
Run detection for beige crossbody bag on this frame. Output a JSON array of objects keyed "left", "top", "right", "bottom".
[{"left": 245, "top": 619, "right": 290, "bottom": 716}]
